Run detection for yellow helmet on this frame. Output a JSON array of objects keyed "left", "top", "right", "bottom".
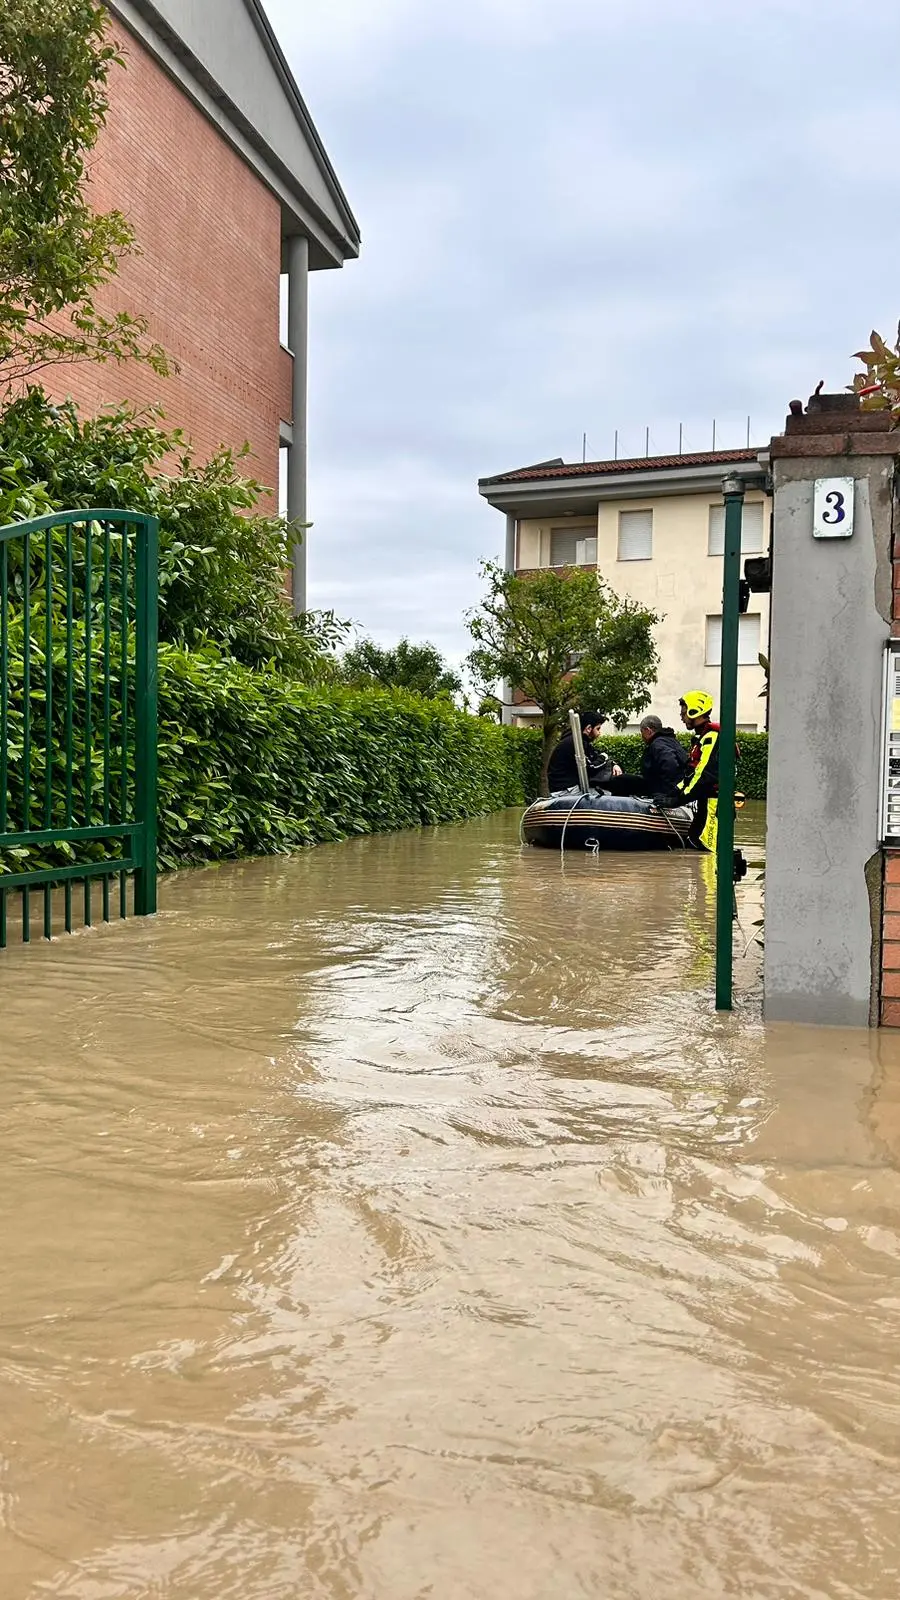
[{"left": 680, "top": 689, "right": 714, "bottom": 722}]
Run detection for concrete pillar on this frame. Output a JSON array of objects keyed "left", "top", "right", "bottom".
[
  {"left": 286, "top": 234, "right": 309, "bottom": 614},
  {"left": 504, "top": 513, "right": 517, "bottom": 573},
  {"left": 501, "top": 514, "right": 517, "bottom": 725},
  {"left": 764, "top": 397, "right": 895, "bottom": 1026}
]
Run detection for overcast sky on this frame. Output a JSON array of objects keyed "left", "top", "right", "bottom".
[{"left": 266, "top": 0, "right": 900, "bottom": 665}]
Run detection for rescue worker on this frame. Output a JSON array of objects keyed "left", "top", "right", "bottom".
[{"left": 677, "top": 690, "right": 721, "bottom": 852}]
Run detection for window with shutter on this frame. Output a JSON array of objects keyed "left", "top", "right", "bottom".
[
  {"left": 549, "top": 530, "right": 579, "bottom": 567},
  {"left": 549, "top": 529, "right": 596, "bottom": 567},
  {"left": 617, "top": 509, "right": 653, "bottom": 560},
  {"left": 706, "top": 613, "right": 762, "bottom": 666},
  {"left": 740, "top": 613, "right": 762, "bottom": 664},
  {"left": 708, "top": 501, "right": 765, "bottom": 556}
]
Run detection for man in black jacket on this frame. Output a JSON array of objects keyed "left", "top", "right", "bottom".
[
  {"left": 604, "top": 714, "right": 688, "bottom": 800},
  {"left": 640, "top": 714, "right": 689, "bottom": 803}
]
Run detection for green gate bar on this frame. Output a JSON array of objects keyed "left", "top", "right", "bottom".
[
  {"left": 715, "top": 475, "right": 745, "bottom": 1011},
  {"left": 0, "top": 509, "right": 159, "bottom": 948},
  {"left": 133, "top": 512, "right": 158, "bottom": 916},
  {"left": 0, "top": 541, "right": 7, "bottom": 835}
]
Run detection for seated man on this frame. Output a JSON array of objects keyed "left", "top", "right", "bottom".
[
  {"left": 641, "top": 713, "right": 690, "bottom": 803},
  {"left": 604, "top": 713, "right": 688, "bottom": 801},
  {"left": 546, "top": 711, "right": 622, "bottom": 793}
]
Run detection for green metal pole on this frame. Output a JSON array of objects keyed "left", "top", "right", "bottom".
[
  {"left": 715, "top": 476, "right": 744, "bottom": 1011},
  {"left": 133, "top": 516, "right": 159, "bottom": 917}
]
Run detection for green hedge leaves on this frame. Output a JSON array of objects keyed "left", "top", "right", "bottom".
[{"left": 154, "top": 652, "right": 538, "bottom": 867}]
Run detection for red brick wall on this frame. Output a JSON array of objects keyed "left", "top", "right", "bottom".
[
  {"left": 882, "top": 511, "right": 900, "bottom": 1024},
  {"left": 42, "top": 19, "right": 292, "bottom": 500},
  {"left": 882, "top": 854, "right": 900, "bottom": 1025}
]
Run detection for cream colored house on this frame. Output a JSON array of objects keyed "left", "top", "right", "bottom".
[{"left": 478, "top": 447, "right": 770, "bottom": 732}]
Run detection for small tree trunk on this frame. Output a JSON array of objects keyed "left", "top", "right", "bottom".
[{"left": 539, "top": 719, "right": 557, "bottom": 797}]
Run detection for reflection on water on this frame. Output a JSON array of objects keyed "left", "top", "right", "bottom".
[{"left": 1, "top": 805, "right": 899, "bottom": 1598}]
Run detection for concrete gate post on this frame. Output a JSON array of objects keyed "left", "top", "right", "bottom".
[
  {"left": 764, "top": 394, "right": 896, "bottom": 1027},
  {"left": 501, "top": 514, "right": 517, "bottom": 726}
]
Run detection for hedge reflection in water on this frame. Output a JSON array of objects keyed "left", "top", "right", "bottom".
[{"left": 1, "top": 804, "right": 900, "bottom": 1599}]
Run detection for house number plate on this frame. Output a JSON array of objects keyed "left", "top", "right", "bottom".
[{"left": 813, "top": 477, "right": 855, "bottom": 539}]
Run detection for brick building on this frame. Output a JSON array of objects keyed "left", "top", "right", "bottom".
[{"left": 44, "top": 0, "right": 359, "bottom": 611}]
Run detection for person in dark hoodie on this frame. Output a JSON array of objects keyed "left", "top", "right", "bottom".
[
  {"left": 546, "top": 711, "right": 623, "bottom": 793},
  {"left": 604, "top": 714, "right": 688, "bottom": 800}
]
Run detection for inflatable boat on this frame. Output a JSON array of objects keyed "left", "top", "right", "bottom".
[{"left": 522, "top": 788, "right": 694, "bottom": 851}]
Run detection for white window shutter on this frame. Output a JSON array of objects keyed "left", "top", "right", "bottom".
[
  {"left": 618, "top": 509, "right": 653, "bottom": 560},
  {"left": 740, "top": 503, "right": 765, "bottom": 554},
  {"left": 706, "top": 613, "right": 762, "bottom": 667},
  {"left": 739, "top": 613, "right": 761, "bottom": 664},
  {"left": 709, "top": 501, "right": 765, "bottom": 556}
]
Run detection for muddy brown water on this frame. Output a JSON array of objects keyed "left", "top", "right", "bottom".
[{"left": 2, "top": 805, "right": 900, "bottom": 1598}]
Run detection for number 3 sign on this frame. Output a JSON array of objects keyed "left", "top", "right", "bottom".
[{"left": 813, "top": 477, "right": 855, "bottom": 539}]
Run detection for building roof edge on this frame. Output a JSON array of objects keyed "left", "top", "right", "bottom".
[{"left": 106, "top": 0, "right": 360, "bottom": 260}]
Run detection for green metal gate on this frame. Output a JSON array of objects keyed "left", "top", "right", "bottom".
[{"left": 0, "top": 509, "right": 158, "bottom": 947}]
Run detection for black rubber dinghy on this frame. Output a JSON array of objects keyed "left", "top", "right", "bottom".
[{"left": 522, "top": 789, "right": 693, "bottom": 851}]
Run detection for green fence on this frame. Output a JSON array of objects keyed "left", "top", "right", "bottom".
[{"left": 0, "top": 509, "right": 158, "bottom": 947}]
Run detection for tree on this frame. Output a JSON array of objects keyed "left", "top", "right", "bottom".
[
  {"left": 0, "top": 388, "right": 346, "bottom": 677},
  {"left": 340, "top": 637, "right": 462, "bottom": 700},
  {"left": 850, "top": 327, "right": 900, "bottom": 416},
  {"left": 467, "top": 562, "right": 659, "bottom": 793},
  {"left": 0, "top": 0, "right": 168, "bottom": 386}
]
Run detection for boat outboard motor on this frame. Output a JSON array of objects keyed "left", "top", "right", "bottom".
[{"left": 568, "top": 709, "right": 591, "bottom": 797}]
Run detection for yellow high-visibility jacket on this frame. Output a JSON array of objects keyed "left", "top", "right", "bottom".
[{"left": 681, "top": 725, "right": 720, "bottom": 800}]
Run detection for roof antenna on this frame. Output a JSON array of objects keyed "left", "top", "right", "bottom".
[
  {"left": 614, "top": 429, "right": 618, "bottom": 461},
  {"left": 712, "top": 418, "right": 717, "bottom": 451},
  {"left": 746, "top": 414, "right": 751, "bottom": 447},
  {"left": 678, "top": 423, "right": 683, "bottom": 455},
  {"left": 645, "top": 425, "right": 650, "bottom": 457},
  {"left": 582, "top": 431, "right": 586, "bottom": 463}
]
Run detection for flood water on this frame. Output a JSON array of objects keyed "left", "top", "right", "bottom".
[{"left": 2, "top": 805, "right": 900, "bottom": 1598}]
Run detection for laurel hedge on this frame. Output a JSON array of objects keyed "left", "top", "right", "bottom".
[
  {"left": 0, "top": 644, "right": 541, "bottom": 877},
  {"left": 154, "top": 705, "right": 769, "bottom": 867},
  {"left": 0, "top": 644, "right": 767, "bottom": 877},
  {"left": 0, "top": 394, "right": 544, "bottom": 874},
  {"left": 154, "top": 713, "right": 765, "bottom": 865},
  {"left": 154, "top": 649, "right": 537, "bottom": 867}
]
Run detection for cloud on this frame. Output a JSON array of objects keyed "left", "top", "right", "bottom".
[
  {"left": 266, "top": 0, "right": 900, "bottom": 659},
  {"left": 803, "top": 106, "right": 900, "bottom": 186}
]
